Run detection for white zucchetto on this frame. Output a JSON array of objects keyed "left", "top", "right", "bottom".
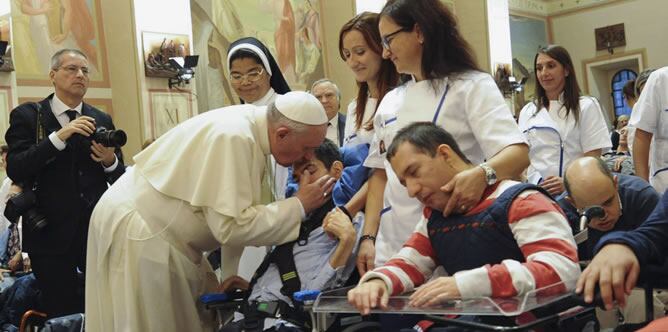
[{"left": 274, "top": 91, "right": 328, "bottom": 125}]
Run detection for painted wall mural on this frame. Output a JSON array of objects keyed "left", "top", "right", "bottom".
[
  {"left": 10, "top": 0, "right": 109, "bottom": 87},
  {"left": 191, "top": 0, "right": 324, "bottom": 108}
]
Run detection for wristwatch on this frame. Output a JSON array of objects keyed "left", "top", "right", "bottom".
[{"left": 479, "top": 162, "right": 497, "bottom": 185}]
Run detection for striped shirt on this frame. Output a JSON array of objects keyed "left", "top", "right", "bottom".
[{"left": 359, "top": 180, "right": 580, "bottom": 298}]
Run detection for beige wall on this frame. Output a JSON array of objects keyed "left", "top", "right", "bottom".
[
  {"left": 101, "top": 0, "right": 143, "bottom": 161},
  {"left": 454, "top": 0, "right": 491, "bottom": 73},
  {"left": 549, "top": 0, "right": 668, "bottom": 123},
  {"left": 320, "top": 0, "right": 356, "bottom": 112},
  {"left": 551, "top": 0, "right": 668, "bottom": 92}
]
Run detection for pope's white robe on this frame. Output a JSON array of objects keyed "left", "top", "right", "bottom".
[{"left": 85, "top": 105, "right": 303, "bottom": 331}]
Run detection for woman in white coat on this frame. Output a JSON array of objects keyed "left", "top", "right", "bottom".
[
  {"left": 518, "top": 45, "right": 611, "bottom": 196},
  {"left": 357, "top": 0, "right": 529, "bottom": 274},
  {"left": 335, "top": 12, "right": 400, "bottom": 253}
]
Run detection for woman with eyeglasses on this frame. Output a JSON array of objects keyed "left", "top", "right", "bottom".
[
  {"left": 227, "top": 37, "right": 291, "bottom": 105},
  {"left": 518, "top": 45, "right": 611, "bottom": 196},
  {"left": 355, "top": 0, "right": 529, "bottom": 275}
]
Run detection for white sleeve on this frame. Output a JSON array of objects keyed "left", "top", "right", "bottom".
[
  {"left": 517, "top": 103, "right": 536, "bottom": 133},
  {"left": 364, "top": 90, "right": 400, "bottom": 169},
  {"left": 630, "top": 70, "right": 665, "bottom": 134},
  {"left": 203, "top": 196, "right": 303, "bottom": 247},
  {"left": 344, "top": 101, "right": 357, "bottom": 143},
  {"left": 579, "top": 97, "right": 613, "bottom": 152},
  {"left": 465, "top": 75, "right": 527, "bottom": 158}
]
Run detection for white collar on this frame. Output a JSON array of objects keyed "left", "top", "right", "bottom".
[
  {"left": 328, "top": 113, "right": 339, "bottom": 127},
  {"left": 51, "top": 94, "right": 83, "bottom": 117},
  {"left": 251, "top": 88, "right": 277, "bottom": 106}
]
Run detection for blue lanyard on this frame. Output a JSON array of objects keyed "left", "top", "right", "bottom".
[{"left": 432, "top": 84, "right": 450, "bottom": 123}]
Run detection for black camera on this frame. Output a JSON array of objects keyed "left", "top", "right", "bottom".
[
  {"left": 90, "top": 126, "right": 127, "bottom": 148},
  {"left": 4, "top": 190, "right": 48, "bottom": 232}
]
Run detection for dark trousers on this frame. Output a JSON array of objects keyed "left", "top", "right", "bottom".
[{"left": 29, "top": 227, "right": 86, "bottom": 318}]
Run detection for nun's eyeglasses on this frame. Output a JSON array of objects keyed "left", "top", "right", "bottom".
[{"left": 230, "top": 68, "right": 264, "bottom": 84}]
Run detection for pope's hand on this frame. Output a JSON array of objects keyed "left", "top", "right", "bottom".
[{"left": 294, "top": 170, "right": 335, "bottom": 214}]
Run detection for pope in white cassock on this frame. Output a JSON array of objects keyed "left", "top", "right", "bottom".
[{"left": 85, "top": 91, "right": 334, "bottom": 331}]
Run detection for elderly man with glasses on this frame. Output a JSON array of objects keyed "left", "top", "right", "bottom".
[
  {"left": 310, "top": 79, "right": 346, "bottom": 147},
  {"left": 4, "top": 48, "right": 125, "bottom": 317}
]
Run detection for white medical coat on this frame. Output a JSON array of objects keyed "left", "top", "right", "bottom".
[
  {"left": 630, "top": 66, "right": 668, "bottom": 193},
  {"left": 518, "top": 96, "right": 611, "bottom": 184}
]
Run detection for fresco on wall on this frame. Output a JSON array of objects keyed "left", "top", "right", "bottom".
[
  {"left": 142, "top": 32, "right": 190, "bottom": 78},
  {"left": 10, "top": 0, "right": 108, "bottom": 86},
  {"left": 191, "top": 0, "right": 324, "bottom": 107},
  {"left": 509, "top": 14, "right": 548, "bottom": 112}
]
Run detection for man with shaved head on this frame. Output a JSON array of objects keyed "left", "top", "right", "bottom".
[
  {"left": 559, "top": 156, "right": 660, "bottom": 260},
  {"left": 559, "top": 157, "right": 664, "bottom": 327}
]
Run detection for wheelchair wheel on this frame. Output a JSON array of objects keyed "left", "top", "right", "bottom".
[{"left": 340, "top": 321, "right": 381, "bottom": 332}]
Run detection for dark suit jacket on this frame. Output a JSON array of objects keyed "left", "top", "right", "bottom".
[
  {"left": 5, "top": 94, "right": 125, "bottom": 255},
  {"left": 337, "top": 113, "right": 346, "bottom": 147}
]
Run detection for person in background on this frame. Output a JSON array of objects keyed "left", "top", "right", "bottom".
[
  {"left": 557, "top": 157, "right": 662, "bottom": 328},
  {"left": 227, "top": 37, "right": 290, "bottom": 106},
  {"left": 227, "top": 37, "right": 293, "bottom": 281},
  {"left": 609, "top": 80, "right": 634, "bottom": 152},
  {"left": 310, "top": 79, "right": 346, "bottom": 147},
  {"left": 339, "top": 11, "right": 399, "bottom": 149},
  {"left": 5, "top": 49, "right": 125, "bottom": 318},
  {"left": 630, "top": 66, "right": 668, "bottom": 194},
  {"left": 336, "top": 12, "right": 400, "bottom": 235},
  {"left": 611, "top": 114, "right": 629, "bottom": 151},
  {"left": 518, "top": 45, "right": 611, "bottom": 196},
  {"left": 602, "top": 126, "right": 634, "bottom": 175},
  {"left": 358, "top": 0, "right": 528, "bottom": 277},
  {"left": 626, "top": 69, "right": 655, "bottom": 157}
]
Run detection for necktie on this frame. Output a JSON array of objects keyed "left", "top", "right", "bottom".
[{"left": 65, "top": 110, "right": 78, "bottom": 122}]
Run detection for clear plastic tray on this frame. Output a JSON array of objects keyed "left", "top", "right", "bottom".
[{"left": 313, "top": 280, "right": 574, "bottom": 316}]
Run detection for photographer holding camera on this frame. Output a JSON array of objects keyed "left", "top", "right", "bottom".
[{"left": 4, "top": 49, "right": 125, "bottom": 318}]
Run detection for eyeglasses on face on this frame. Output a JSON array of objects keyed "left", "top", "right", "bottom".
[
  {"left": 230, "top": 67, "right": 265, "bottom": 84},
  {"left": 381, "top": 27, "right": 411, "bottom": 50},
  {"left": 57, "top": 65, "right": 90, "bottom": 76}
]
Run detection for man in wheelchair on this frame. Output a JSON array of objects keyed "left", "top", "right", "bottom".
[
  {"left": 555, "top": 157, "right": 664, "bottom": 327},
  {"left": 347, "top": 123, "right": 581, "bottom": 329},
  {"left": 579, "top": 186, "right": 668, "bottom": 331},
  {"left": 219, "top": 139, "right": 366, "bottom": 332}
]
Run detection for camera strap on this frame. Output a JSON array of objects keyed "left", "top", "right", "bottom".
[
  {"left": 29, "top": 102, "right": 47, "bottom": 192},
  {"left": 33, "top": 102, "right": 45, "bottom": 143}
]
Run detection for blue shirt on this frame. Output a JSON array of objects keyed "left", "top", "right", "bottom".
[
  {"left": 557, "top": 174, "right": 660, "bottom": 260},
  {"left": 248, "top": 215, "right": 362, "bottom": 306},
  {"left": 596, "top": 189, "right": 668, "bottom": 266}
]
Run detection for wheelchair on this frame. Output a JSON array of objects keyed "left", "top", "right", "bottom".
[
  {"left": 201, "top": 288, "right": 381, "bottom": 332},
  {"left": 312, "top": 281, "right": 599, "bottom": 332}
]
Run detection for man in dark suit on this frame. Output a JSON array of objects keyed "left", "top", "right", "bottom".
[
  {"left": 4, "top": 49, "right": 125, "bottom": 317},
  {"left": 311, "top": 79, "right": 347, "bottom": 147}
]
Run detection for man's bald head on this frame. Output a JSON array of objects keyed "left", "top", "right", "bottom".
[
  {"left": 564, "top": 157, "right": 614, "bottom": 201},
  {"left": 564, "top": 157, "right": 621, "bottom": 232}
]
